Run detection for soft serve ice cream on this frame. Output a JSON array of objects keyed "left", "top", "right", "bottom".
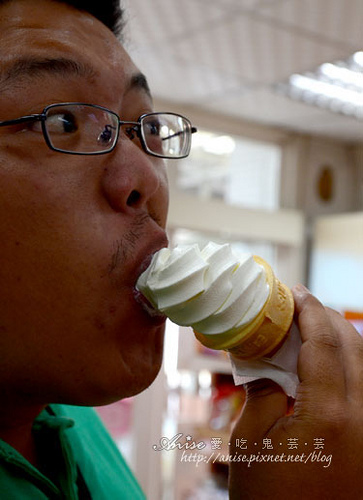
[
  {"left": 137, "top": 242, "right": 268, "bottom": 332},
  {"left": 137, "top": 242, "right": 294, "bottom": 360}
]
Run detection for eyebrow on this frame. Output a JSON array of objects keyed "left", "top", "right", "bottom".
[
  {"left": 0, "top": 56, "right": 98, "bottom": 92},
  {"left": 129, "top": 72, "right": 152, "bottom": 99},
  {"left": 0, "top": 56, "right": 152, "bottom": 100}
]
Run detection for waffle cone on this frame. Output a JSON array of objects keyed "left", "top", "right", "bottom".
[{"left": 194, "top": 256, "right": 294, "bottom": 360}]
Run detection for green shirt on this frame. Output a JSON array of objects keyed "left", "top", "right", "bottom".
[{"left": 0, "top": 404, "right": 145, "bottom": 499}]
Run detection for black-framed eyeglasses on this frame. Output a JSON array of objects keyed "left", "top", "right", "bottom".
[{"left": 0, "top": 102, "right": 197, "bottom": 159}]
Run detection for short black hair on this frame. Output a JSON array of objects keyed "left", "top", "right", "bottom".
[
  {"left": 0, "top": 0, "right": 125, "bottom": 37},
  {"left": 61, "top": 0, "right": 124, "bottom": 36}
]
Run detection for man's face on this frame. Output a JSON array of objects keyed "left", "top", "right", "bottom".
[{"left": 0, "top": 0, "right": 169, "bottom": 405}]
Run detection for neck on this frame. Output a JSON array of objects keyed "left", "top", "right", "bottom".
[{"left": 0, "top": 401, "right": 46, "bottom": 466}]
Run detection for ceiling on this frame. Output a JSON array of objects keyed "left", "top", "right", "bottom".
[{"left": 122, "top": 0, "right": 363, "bottom": 143}]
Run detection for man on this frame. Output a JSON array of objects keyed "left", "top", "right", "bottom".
[
  {"left": 0, "top": 0, "right": 361, "bottom": 498},
  {"left": 0, "top": 0, "right": 169, "bottom": 497}
]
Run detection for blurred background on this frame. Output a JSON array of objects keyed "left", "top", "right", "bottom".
[{"left": 96, "top": 1, "right": 363, "bottom": 498}]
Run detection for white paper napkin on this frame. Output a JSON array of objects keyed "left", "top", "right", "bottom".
[{"left": 229, "top": 322, "right": 301, "bottom": 398}]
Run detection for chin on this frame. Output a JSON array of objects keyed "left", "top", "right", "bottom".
[
  {"left": 92, "top": 366, "right": 163, "bottom": 407},
  {"left": 54, "top": 364, "right": 162, "bottom": 408},
  {"left": 67, "top": 334, "right": 165, "bottom": 407},
  {"left": 115, "top": 367, "right": 161, "bottom": 401},
  {"left": 42, "top": 318, "right": 166, "bottom": 408}
]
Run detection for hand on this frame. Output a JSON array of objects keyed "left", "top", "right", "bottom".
[{"left": 229, "top": 284, "right": 363, "bottom": 499}]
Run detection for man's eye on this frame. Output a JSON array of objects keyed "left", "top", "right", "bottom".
[
  {"left": 46, "top": 112, "right": 78, "bottom": 134},
  {"left": 98, "top": 124, "right": 116, "bottom": 145},
  {"left": 144, "top": 120, "right": 161, "bottom": 136}
]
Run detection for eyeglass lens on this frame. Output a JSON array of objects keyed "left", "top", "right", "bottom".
[
  {"left": 140, "top": 113, "right": 191, "bottom": 158},
  {"left": 45, "top": 104, "right": 119, "bottom": 154},
  {"left": 44, "top": 104, "right": 191, "bottom": 157}
]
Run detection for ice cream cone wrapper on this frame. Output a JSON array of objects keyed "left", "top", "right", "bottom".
[{"left": 194, "top": 256, "right": 294, "bottom": 360}]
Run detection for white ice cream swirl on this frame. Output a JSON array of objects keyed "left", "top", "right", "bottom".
[{"left": 137, "top": 242, "right": 270, "bottom": 335}]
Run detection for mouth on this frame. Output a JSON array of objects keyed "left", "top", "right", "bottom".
[
  {"left": 133, "top": 287, "right": 166, "bottom": 321},
  {"left": 137, "top": 250, "right": 155, "bottom": 277},
  {"left": 132, "top": 240, "right": 168, "bottom": 321}
]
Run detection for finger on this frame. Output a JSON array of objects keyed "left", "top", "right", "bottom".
[
  {"left": 327, "top": 308, "right": 363, "bottom": 400},
  {"left": 292, "top": 285, "right": 345, "bottom": 398},
  {"left": 231, "top": 379, "right": 288, "bottom": 447}
]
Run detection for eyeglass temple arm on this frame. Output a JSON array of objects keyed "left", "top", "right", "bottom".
[
  {"left": 0, "top": 114, "right": 43, "bottom": 127},
  {"left": 161, "top": 126, "right": 198, "bottom": 141}
]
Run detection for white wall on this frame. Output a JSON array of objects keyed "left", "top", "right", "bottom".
[
  {"left": 280, "top": 135, "right": 361, "bottom": 214},
  {"left": 310, "top": 212, "right": 363, "bottom": 310}
]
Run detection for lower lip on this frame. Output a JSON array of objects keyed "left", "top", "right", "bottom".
[{"left": 133, "top": 288, "right": 167, "bottom": 324}]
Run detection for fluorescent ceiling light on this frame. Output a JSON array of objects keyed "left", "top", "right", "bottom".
[
  {"left": 276, "top": 51, "right": 363, "bottom": 120},
  {"left": 289, "top": 74, "right": 363, "bottom": 105},
  {"left": 352, "top": 51, "right": 363, "bottom": 67},
  {"left": 319, "top": 63, "right": 363, "bottom": 89}
]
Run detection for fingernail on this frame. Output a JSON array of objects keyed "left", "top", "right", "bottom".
[{"left": 293, "top": 283, "right": 311, "bottom": 294}]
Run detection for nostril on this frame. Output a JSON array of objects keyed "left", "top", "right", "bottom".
[{"left": 126, "top": 190, "right": 141, "bottom": 207}]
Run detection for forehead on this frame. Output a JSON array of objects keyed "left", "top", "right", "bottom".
[{"left": 0, "top": 0, "right": 140, "bottom": 97}]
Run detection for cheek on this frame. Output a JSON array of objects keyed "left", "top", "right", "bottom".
[
  {"left": 154, "top": 165, "right": 169, "bottom": 228},
  {"left": 0, "top": 164, "right": 100, "bottom": 321},
  {"left": 42, "top": 301, "right": 166, "bottom": 404}
]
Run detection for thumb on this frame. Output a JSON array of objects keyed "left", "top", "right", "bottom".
[{"left": 231, "top": 379, "right": 288, "bottom": 446}]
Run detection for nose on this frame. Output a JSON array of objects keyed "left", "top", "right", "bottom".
[{"left": 101, "top": 133, "right": 168, "bottom": 218}]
